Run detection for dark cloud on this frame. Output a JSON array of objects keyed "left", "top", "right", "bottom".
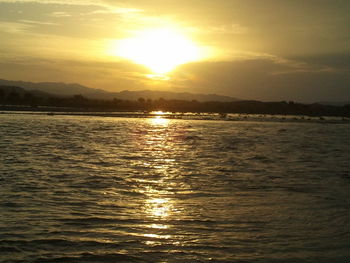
[
  {"left": 290, "top": 53, "right": 350, "bottom": 70},
  {"left": 172, "top": 58, "right": 350, "bottom": 102},
  {"left": 1, "top": 56, "right": 349, "bottom": 102},
  {"left": 0, "top": 57, "right": 150, "bottom": 91}
]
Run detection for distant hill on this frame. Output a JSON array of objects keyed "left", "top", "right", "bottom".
[
  {"left": 317, "top": 101, "right": 350, "bottom": 106},
  {"left": 0, "top": 85, "right": 26, "bottom": 95},
  {"left": 0, "top": 85, "right": 53, "bottom": 98},
  {"left": 0, "top": 79, "right": 240, "bottom": 102},
  {"left": 0, "top": 79, "right": 109, "bottom": 98}
]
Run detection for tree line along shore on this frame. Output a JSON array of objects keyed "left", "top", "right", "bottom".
[{"left": 1, "top": 86, "right": 350, "bottom": 117}]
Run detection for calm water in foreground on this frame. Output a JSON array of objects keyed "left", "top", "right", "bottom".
[{"left": 1, "top": 113, "right": 350, "bottom": 263}]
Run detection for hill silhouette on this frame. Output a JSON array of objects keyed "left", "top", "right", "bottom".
[
  {"left": 0, "top": 79, "right": 239, "bottom": 102},
  {"left": 1, "top": 84, "right": 350, "bottom": 117}
]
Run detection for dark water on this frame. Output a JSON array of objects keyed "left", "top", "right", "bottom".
[{"left": 1, "top": 113, "right": 350, "bottom": 262}]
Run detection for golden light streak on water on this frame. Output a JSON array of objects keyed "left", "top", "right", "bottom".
[
  {"left": 135, "top": 116, "right": 180, "bottom": 243},
  {"left": 145, "top": 198, "right": 172, "bottom": 218},
  {"left": 150, "top": 116, "right": 169, "bottom": 126}
]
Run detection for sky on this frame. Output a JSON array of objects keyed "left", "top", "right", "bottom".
[{"left": 0, "top": 0, "right": 349, "bottom": 102}]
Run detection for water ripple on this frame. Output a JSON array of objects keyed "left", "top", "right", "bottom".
[{"left": 1, "top": 114, "right": 350, "bottom": 262}]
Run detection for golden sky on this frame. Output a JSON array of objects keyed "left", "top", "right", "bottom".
[{"left": 0, "top": 0, "right": 350, "bottom": 101}]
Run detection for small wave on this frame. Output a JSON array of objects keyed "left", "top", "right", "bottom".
[
  {"left": 0, "top": 202, "right": 23, "bottom": 208},
  {"left": 58, "top": 217, "right": 141, "bottom": 226},
  {"left": 32, "top": 252, "right": 144, "bottom": 263},
  {"left": 1, "top": 238, "right": 119, "bottom": 248},
  {"left": 0, "top": 245, "right": 22, "bottom": 253}
]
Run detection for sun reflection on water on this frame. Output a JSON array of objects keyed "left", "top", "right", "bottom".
[
  {"left": 134, "top": 115, "right": 182, "bottom": 244},
  {"left": 150, "top": 115, "right": 169, "bottom": 126},
  {"left": 146, "top": 198, "right": 172, "bottom": 218},
  {"left": 149, "top": 224, "right": 169, "bottom": 229}
]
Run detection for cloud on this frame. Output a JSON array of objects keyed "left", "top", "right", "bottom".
[
  {"left": 87, "top": 7, "right": 142, "bottom": 15},
  {"left": 0, "top": 20, "right": 59, "bottom": 36},
  {"left": 19, "top": 19, "right": 59, "bottom": 26},
  {"left": 207, "top": 24, "right": 247, "bottom": 35},
  {"left": 0, "top": 0, "right": 142, "bottom": 17},
  {"left": 0, "top": 56, "right": 152, "bottom": 90},
  {"left": 0, "top": 0, "right": 141, "bottom": 13},
  {"left": 49, "top": 11, "right": 71, "bottom": 17},
  {"left": 0, "top": 54, "right": 349, "bottom": 102},
  {"left": 289, "top": 53, "right": 350, "bottom": 72},
  {"left": 0, "top": 0, "right": 103, "bottom": 5},
  {"left": 0, "top": 21, "right": 33, "bottom": 33},
  {"left": 170, "top": 56, "right": 350, "bottom": 102}
]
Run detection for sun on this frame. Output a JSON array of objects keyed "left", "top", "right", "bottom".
[{"left": 112, "top": 28, "right": 201, "bottom": 75}]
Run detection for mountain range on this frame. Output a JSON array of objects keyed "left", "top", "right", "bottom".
[{"left": 0, "top": 79, "right": 239, "bottom": 102}]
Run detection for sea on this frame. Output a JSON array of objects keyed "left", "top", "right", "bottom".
[{"left": 1, "top": 112, "right": 350, "bottom": 263}]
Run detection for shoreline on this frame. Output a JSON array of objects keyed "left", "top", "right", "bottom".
[{"left": 1, "top": 107, "right": 350, "bottom": 124}]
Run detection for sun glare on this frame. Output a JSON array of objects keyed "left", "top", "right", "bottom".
[{"left": 113, "top": 28, "right": 201, "bottom": 74}]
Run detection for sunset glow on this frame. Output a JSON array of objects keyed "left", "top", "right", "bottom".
[
  {"left": 113, "top": 28, "right": 201, "bottom": 74},
  {"left": 1, "top": 0, "right": 349, "bottom": 101}
]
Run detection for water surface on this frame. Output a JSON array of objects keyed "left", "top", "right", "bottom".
[{"left": 1, "top": 113, "right": 350, "bottom": 262}]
